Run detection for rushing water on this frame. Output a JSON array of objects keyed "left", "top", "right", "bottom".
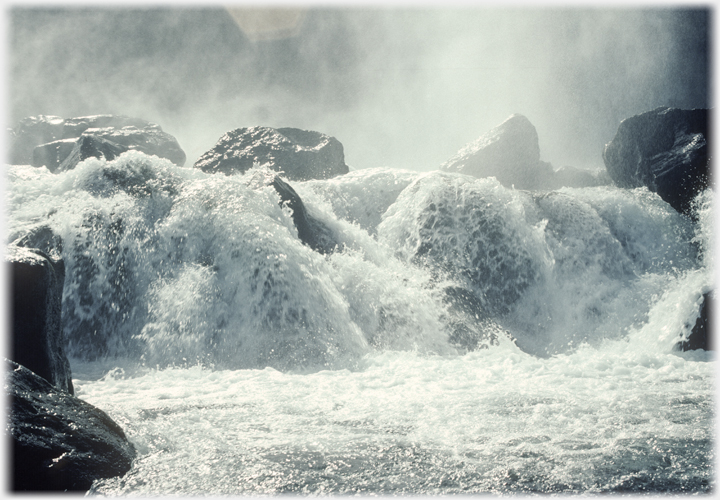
[{"left": 7, "top": 152, "right": 714, "bottom": 494}]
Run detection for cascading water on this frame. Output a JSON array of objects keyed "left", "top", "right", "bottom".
[{"left": 7, "top": 151, "right": 714, "bottom": 494}]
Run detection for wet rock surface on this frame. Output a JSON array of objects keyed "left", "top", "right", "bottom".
[
  {"left": 603, "top": 107, "right": 711, "bottom": 215},
  {"left": 7, "top": 245, "right": 73, "bottom": 394},
  {"left": 7, "top": 359, "right": 136, "bottom": 492},
  {"left": 270, "top": 175, "right": 339, "bottom": 254},
  {"left": 678, "top": 291, "right": 712, "bottom": 351},
  {"left": 194, "top": 126, "right": 349, "bottom": 181}
]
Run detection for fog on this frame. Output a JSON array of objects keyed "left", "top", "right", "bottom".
[{"left": 8, "top": 7, "right": 711, "bottom": 172}]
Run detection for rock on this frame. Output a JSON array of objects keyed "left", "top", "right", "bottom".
[
  {"left": 678, "top": 291, "right": 712, "bottom": 351},
  {"left": 270, "top": 176, "right": 339, "bottom": 254},
  {"left": 602, "top": 107, "right": 711, "bottom": 216},
  {"left": 81, "top": 122, "right": 186, "bottom": 167},
  {"left": 7, "top": 359, "right": 135, "bottom": 492},
  {"left": 440, "top": 114, "right": 550, "bottom": 190},
  {"left": 61, "top": 114, "right": 150, "bottom": 137},
  {"left": 194, "top": 126, "right": 349, "bottom": 181},
  {"left": 32, "top": 138, "right": 78, "bottom": 172},
  {"left": 10, "top": 114, "right": 186, "bottom": 169},
  {"left": 7, "top": 245, "right": 73, "bottom": 394},
  {"left": 42, "top": 135, "right": 129, "bottom": 173},
  {"left": 8, "top": 115, "right": 65, "bottom": 165}
]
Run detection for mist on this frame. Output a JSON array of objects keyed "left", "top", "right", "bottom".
[{"left": 8, "top": 6, "right": 711, "bottom": 172}]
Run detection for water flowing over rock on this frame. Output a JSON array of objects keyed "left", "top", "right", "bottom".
[
  {"left": 6, "top": 245, "right": 73, "bottom": 394},
  {"left": 7, "top": 360, "right": 136, "bottom": 492},
  {"left": 602, "top": 107, "right": 711, "bottom": 216},
  {"left": 9, "top": 114, "right": 186, "bottom": 170},
  {"left": 379, "top": 170, "right": 699, "bottom": 354},
  {"left": 379, "top": 172, "right": 546, "bottom": 318},
  {"left": 194, "top": 126, "right": 349, "bottom": 180}
]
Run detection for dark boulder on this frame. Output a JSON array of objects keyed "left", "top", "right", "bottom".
[
  {"left": 194, "top": 126, "right": 349, "bottom": 181},
  {"left": 270, "top": 176, "right": 339, "bottom": 254},
  {"left": 678, "top": 291, "right": 712, "bottom": 351},
  {"left": 602, "top": 107, "right": 711, "bottom": 216},
  {"left": 7, "top": 359, "right": 136, "bottom": 492},
  {"left": 10, "top": 114, "right": 186, "bottom": 169},
  {"left": 7, "top": 245, "right": 73, "bottom": 394},
  {"left": 440, "top": 114, "right": 551, "bottom": 190}
]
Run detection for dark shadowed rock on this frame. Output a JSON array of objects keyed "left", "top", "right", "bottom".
[
  {"left": 7, "top": 359, "right": 136, "bottom": 492},
  {"left": 678, "top": 291, "right": 712, "bottom": 351},
  {"left": 440, "top": 114, "right": 548, "bottom": 190},
  {"left": 603, "top": 107, "right": 711, "bottom": 216},
  {"left": 194, "top": 126, "right": 349, "bottom": 181},
  {"left": 10, "top": 114, "right": 186, "bottom": 169},
  {"left": 7, "top": 245, "right": 73, "bottom": 394},
  {"left": 270, "top": 176, "right": 339, "bottom": 254}
]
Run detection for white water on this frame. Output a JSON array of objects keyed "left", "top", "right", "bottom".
[{"left": 7, "top": 152, "right": 714, "bottom": 494}]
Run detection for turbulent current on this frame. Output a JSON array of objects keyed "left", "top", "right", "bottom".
[{"left": 7, "top": 152, "right": 714, "bottom": 494}]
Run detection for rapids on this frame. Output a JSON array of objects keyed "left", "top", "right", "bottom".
[{"left": 6, "top": 152, "right": 714, "bottom": 494}]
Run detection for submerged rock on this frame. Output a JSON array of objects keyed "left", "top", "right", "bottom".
[
  {"left": 270, "top": 176, "right": 339, "bottom": 254},
  {"left": 10, "top": 114, "right": 186, "bottom": 170},
  {"left": 194, "top": 126, "right": 349, "bottom": 181},
  {"left": 7, "top": 359, "right": 135, "bottom": 492},
  {"left": 379, "top": 172, "right": 543, "bottom": 317},
  {"left": 603, "top": 107, "right": 711, "bottom": 215},
  {"left": 6, "top": 245, "right": 73, "bottom": 394}
]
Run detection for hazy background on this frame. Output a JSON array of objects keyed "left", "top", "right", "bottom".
[{"left": 7, "top": 6, "right": 711, "bottom": 172}]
